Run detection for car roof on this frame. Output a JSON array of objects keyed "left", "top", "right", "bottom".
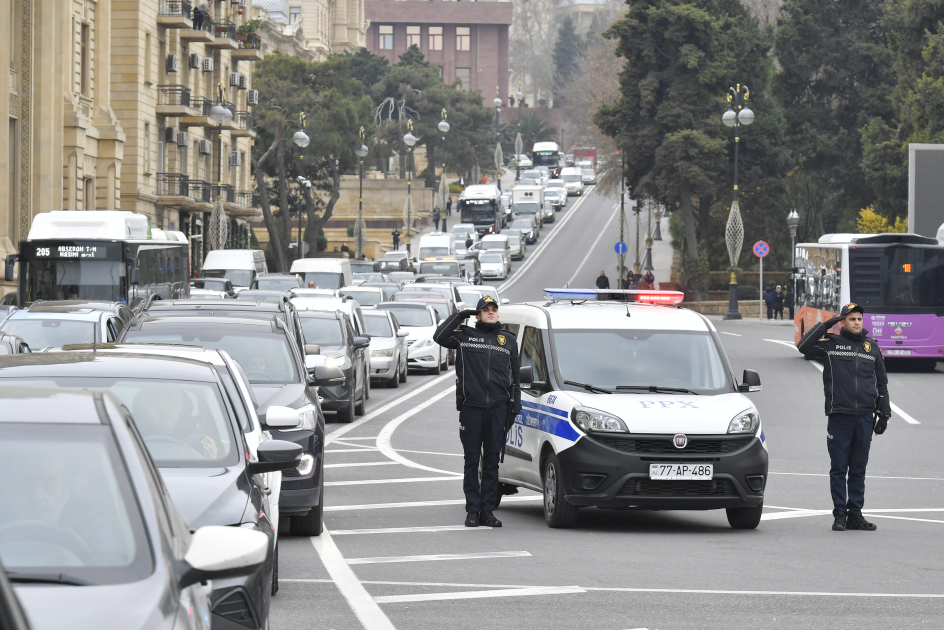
[
  {"left": 237, "top": 290, "right": 293, "bottom": 298},
  {"left": 342, "top": 286, "right": 384, "bottom": 292},
  {"left": 148, "top": 299, "right": 287, "bottom": 311},
  {"left": 7, "top": 308, "right": 104, "bottom": 321},
  {"left": 0, "top": 351, "right": 221, "bottom": 381},
  {"left": 60, "top": 343, "right": 232, "bottom": 366},
  {"left": 403, "top": 297, "right": 449, "bottom": 305},
  {"left": 0, "top": 386, "right": 107, "bottom": 424},
  {"left": 376, "top": 301, "right": 429, "bottom": 310},
  {"left": 132, "top": 313, "right": 283, "bottom": 330},
  {"left": 27, "top": 300, "right": 125, "bottom": 314},
  {"left": 296, "top": 310, "right": 341, "bottom": 320},
  {"left": 506, "top": 301, "right": 710, "bottom": 332}
]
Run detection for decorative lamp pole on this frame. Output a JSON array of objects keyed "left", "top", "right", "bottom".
[
  {"left": 355, "top": 126, "right": 369, "bottom": 260},
  {"left": 207, "top": 83, "right": 234, "bottom": 250},
  {"left": 403, "top": 120, "right": 417, "bottom": 256},
  {"left": 787, "top": 209, "right": 800, "bottom": 268},
  {"left": 653, "top": 208, "right": 663, "bottom": 241},
  {"left": 633, "top": 198, "right": 642, "bottom": 275},
  {"left": 514, "top": 132, "right": 523, "bottom": 182},
  {"left": 617, "top": 147, "right": 625, "bottom": 279},
  {"left": 722, "top": 84, "right": 754, "bottom": 320},
  {"left": 292, "top": 113, "right": 310, "bottom": 259},
  {"left": 643, "top": 203, "right": 654, "bottom": 271},
  {"left": 438, "top": 109, "right": 449, "bottom": 214},
  {"left": 516, "top": 81, "right": 523, "bottom": 108},
  {"left": 493, "top": 88, "right": 503, "bottom": 194}
]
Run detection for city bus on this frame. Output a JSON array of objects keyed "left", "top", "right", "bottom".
[
  {"left": 531, "top": 141, "right": 563, "bottom": 176},
  {"left": 458, "top": 184, "right": 503, "bottom": 235},
  {"left": 4, "top": 211, "right": 190, "bottom": 308},
  {"left": 794, "top": 232, "right": 944, "bottom": 367}
]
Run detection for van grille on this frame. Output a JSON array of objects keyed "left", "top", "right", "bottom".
[
  {"left": 592, "top": 436, "right": 753, "bottom": 454},
  {"left": 618, "top": 479, "right": 737, "bottom": 497}
]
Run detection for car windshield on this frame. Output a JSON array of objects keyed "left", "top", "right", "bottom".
[
  {"left": 0, "top": 423, "right": 152, "bottom": 584},
  {"left": 562, "top": 174, "right": 581, "bottom": 182},
  {"left": 388, "top": 272, "right": 414, "bottom": 282},
  {"left": 515, "top": 203, "right": 539, "bottom": 214},
  {"left": 255, "top": 277, "right": 301, "bottom": 290},
  {"left": 298, "top": 272, "right": 344, "bottom": 290},
  {"left": 512, "top": 220, "right": 532, "bottom": 230},
  {"left": 583, "top": 169, "right": 594, "bottom": 177},
  {"left": 407, "top": 301, "right": 448, "bottom": 319},
  {"left": 26, "top": 259, "right": 124, "bottom": 303},
  {"left": 452, "top": 227, "right": 474, "bottom": 236},
  {"left": 204, "top": 269, "right": 253, "bottom": 287},
  {"left": 363, "top": 315, "right": 393, "bottom": 337},
  {"left": 419, "top": 262, "right": 461, "bottom": 276},
  {"left": 341, "top": 290, "right": 382, "bottom": 307},
  {"left": 508, "top": 235, "right": 521, "bottom": 245},
  {"left": 553, "top": 330, "right": 730, "bottom": 393},
  {"left": 418, "top": 247, "right": 450, "bottom": 259},
  {"left": 481, "top": 254, "right": 504, "bottom": 264},
  {"left": 123, "top": 327, "right": 299, "bottom": 384},
  {"left": 1, "top": 319, "right": 96, "bottom": 349},
  {"left": 192, "top": 279, "right": 229, "bottom": 290},
  {"left": 299, "top": 316, "right": 344, "bottom": 346},
  {"left": 350, "top": 263, "right": 377, "bottom": 273},
  {"left": 482, "top": 241, "right": 507, "bottom": 250},
  {"left": 547, "top": 181, "right": 565, "bottom": 188},
  {"left": 379, "top": 308, "right": 433, "bottom": 327},
  {"left": 520, "top": 179, "right": 540, "bottom": 186}
]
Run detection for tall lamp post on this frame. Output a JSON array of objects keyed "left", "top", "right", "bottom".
[
  {"left": 493, "top": 88, "right": 503, "bottom": 196},
  {"left": 787, "top": 209, "right": 800, "bottom": 311},
  {"left": 292, "top": 113, "right": 310, "bottom": 259},
  {"left": 515, "top": 82, "right": 523, "bottom": 181},
  {"left": 721, "top": 84, "right": 754, "bottom": 320},
  {"left": 208, "top": 84, "right": 234, "bottom": 250},
  {"left": 438, "top": 109, "right": 449, "bottom": 214},
  {"left": 355, "top": 127, "right": 369, "bottom": 260},
  {"left": 403, "top": 120, "right": 417, "bottom": 256}
]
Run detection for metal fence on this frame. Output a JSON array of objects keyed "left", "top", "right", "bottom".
[
  {"left": 159, "top": 1, "right": 193, "bottom": 18},
  {"left": 157, "top": 173, "right": 190, "bottom": 197},
  {"left": 157, "top": 85, "right": 191, "bottom": 107}
]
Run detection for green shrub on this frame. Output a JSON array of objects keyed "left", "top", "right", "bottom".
[{"left": 449, "top": 183, "right": 463, "bottom": 194}]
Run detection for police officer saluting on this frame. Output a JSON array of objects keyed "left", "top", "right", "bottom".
[
  {"left": 797, "top": 302, "right": 891, "bottom": 532},
  {"left": 434, "top": 296, "right": 521, "bottom": 528}
]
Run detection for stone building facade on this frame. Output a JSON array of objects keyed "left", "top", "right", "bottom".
[{"left": 253, "top": 0, "right": 366, "bottom": 61}]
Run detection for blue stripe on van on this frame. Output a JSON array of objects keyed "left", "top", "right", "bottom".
[{"left": 520, "top": 401, "right": 580, "bottom": 442}]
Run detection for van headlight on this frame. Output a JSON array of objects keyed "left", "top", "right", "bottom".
[
  {"left": 572, "top": 406, "right": 628, "bottom": 433},
  {"left": 728, "top": 411, "right": 759, "bottom": 434},
  {"left": 282, "top": 404, "right": 317, "bottom": 432}
]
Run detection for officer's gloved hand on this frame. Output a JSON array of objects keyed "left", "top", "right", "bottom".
[
  {"left": 459, "top": 309, "right": 479, "bottom": 318},
  {"left": 874, "top": 414, "right": 889, "bottom": 435},
  {"left": 824, "top": 315, "right": 844, "bottom": 329}
]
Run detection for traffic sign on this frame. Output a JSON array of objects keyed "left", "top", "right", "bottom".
[
  {"left": 615, "top": 241, "right": 628, "bottom": 255},
  {"left": 753, "top": 241, "right": 769, "bottom": 258},
  {"left": 301, "top": 241, "right": 310, "bottom": 255}
]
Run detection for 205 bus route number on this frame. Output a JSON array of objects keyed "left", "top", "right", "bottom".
[{"left": 649, "top": 463, "right": 713, "bottom": 480}]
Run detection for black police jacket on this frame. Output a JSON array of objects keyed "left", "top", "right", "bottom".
[
  {"left": 434, "top": 312, "right": 521, "bottom": 411},
  {"left": 797, "top": 323, "right": 891, "bottom": 417}
]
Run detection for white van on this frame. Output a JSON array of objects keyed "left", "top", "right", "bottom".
[
  {"left": 511, "top": 185, "right": 545, "bottom": 227},
  {"left": 202, "top": 249, "right": 267, "bottom": 290},
  {"left": 416, "top": 232, "right": 457, "bottom": 262},
  {"left": 559, "top": 167, "right": 585, "bottom": 196},
  {"left": 290, "top": 258, "right": 353, "bottom": 290}
]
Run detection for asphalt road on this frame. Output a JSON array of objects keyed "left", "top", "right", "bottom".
[{"left": 272, "top": 186, "right": 944, "bottom": 630}]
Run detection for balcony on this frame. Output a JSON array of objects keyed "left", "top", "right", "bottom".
[
  {"left": 185, "top": 180, "right": 214, "bottom": 207},
  {"left": 207, "top": 20, "right": 238, "bottom": 49},
  {"left": 157, "top": 173, "right": 190, "bottom": 204},
  {"left": 158, "top": 1, "right": 193, "bottom": 28},
  {"left": 156, "top": 85, "right": 192, "bottom": 117},
  {"left": 212, "top": 184, "right": 236, "bottom": 204},
  {"left": 232, "top": 33, "right": 263, "bottom": 62},
  {"left": 235, "top": 191, "right": 260, "bottom": 209},
  {"left": 231, "top": 111, "right": 255, "bottom": 138},
  {"left": 180, "top": 15, "right": 214, "bottom": 43},
  {"left": 181, "top": 97, "right": 237, "bottom": 129}
]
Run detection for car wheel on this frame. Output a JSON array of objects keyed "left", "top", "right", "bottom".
[
  {"left": 386, "top": 364, "right": 400, "bottom": 388},
  {"left": 354, "top": 378, "right": 366, "bottom": 416},
  {"left": 429, "top": 355, "right": 442, "bottom": 375},
  {"left": 289, "top": 490, "right": 324, "bottom": 536},
  {"left": 337, "top": 390, "right": 355, "bottom": 423},
  {"left": 399, "top": 357, "right": 408, "bottom": 382},
  {"left": 543, "top": 451, "right": 579, "bottom": 528},
  {"left": 726, "top": 503, "right": 763, "bottom": 530},
  {"left": 271, "top": 541, "right": 279, "bottom": 596},
  {"left": 440, "top": 350, "right": 448, "bottom": 371}
]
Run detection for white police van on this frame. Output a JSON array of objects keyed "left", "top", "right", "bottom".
[{"left": 498, "top": 289, "right": 768, "bottom": 529}]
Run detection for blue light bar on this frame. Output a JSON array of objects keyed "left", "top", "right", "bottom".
[
  {"left": 544, "top": 288, "right": 685, "bottom": 305},
  {"left": 544, "top": 288, "right": 600, "bottom": 300}
]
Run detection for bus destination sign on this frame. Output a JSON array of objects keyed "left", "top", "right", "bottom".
[{"left": 33, "top": 244, "right": 109, "bottom": 259}]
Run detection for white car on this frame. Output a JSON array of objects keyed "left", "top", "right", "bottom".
[
  {"left": 363, "top": 309, "right": 409, "bottom": 387},
  {"left": 375, "top": 302, "right": 449, "bottom": 375},
  {"left": 513, "top": 155, "right": 533, "bottom": 168},
  {"left": 497, "top": 288, "right": 768, "bottom": 530},
  {"left": 546, "top": 180, "right": 567, "bottom": 206},
  {"left": 479, "top": 252, "right": 509, "bottom": 279},
  {"left": 189, "top": 288, "right": 229, "bottom": 299}
]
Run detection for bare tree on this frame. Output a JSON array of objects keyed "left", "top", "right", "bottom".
[{"left": 509, "top": 0, "right": 559, "bottom": 104}]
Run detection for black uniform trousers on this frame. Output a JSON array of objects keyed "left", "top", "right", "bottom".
[
  {"left": 459, "top": 403, "right": 507, "bottom": 513},
  {"left": 827, "top": 413, "right": 873, "bottom": 513}
]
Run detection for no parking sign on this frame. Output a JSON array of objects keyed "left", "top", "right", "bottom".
[{"left": 754, "top": 241, "right": 768, "bottom": 318}]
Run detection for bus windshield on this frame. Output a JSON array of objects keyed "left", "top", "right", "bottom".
[
  {"left": 26, "top": 259, "right": 125, "bottom": 303},
  {"left": 880, "top": 247, "right": 944, "bottom": 307}
]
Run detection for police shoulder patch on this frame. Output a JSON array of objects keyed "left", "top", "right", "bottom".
[
  {"left": 863, "top": 341, "right": 872, "bottom": 353},
  {"left": 497, "top": 334, "right": 506, "bottom": 346}
]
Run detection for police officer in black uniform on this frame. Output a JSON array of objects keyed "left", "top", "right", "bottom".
[
  {"left": 434, "top": 296, "right": 521, "bottom": 528},
  {"left": 797, "top": 303, "right": 891, "bottom": 532}
]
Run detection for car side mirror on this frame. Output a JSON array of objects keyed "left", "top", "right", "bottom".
[
  {"left": 353, "top": 336, "right": 370, "bottom": 349},
  {"left": 501, "top": 298, "right": 510, "bottom": 305},
  {"left": 738, "top": 369, "right": 762, "bottom": 393},
  {"left": 176, "top": 526, "right": 269, "bottom": 589},
  {"left": 396, "top": 329, "right": 409, "bottom": 338},
  {"left": 315, "top": 365, "right": 345, "bottom": 386},
  {"left": 130, "top": 268, "right": 140, "bottom": 285},
  {"left": 4, "top": 255, "right": 17, "bottom": 282},
  {"left": 518, "top": 366, "right": 533, "bottom": 388},
  {"left": 263, "top": 405, "right": 300, "bottom": 428},
  {"left": 305, "top": 344, "right": 321, "bottom": 356},
  {"left": 247, "top": 440, "right": 303, "bottom": 475},
  {"left": 456, "top": 301, "right": 467, "bottom": 311}
]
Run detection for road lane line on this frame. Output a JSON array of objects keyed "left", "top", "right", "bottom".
[
  {"left": 565, "top": 202, "right": 622, "bottom": 287},
  {"left": 324, "top": 495, "right": 542, "bottom": 512},
  {"left": 375, "top": 385, "right": 462, "bottom": 476},
  {"left": 331, "top": 441, "right": 379, "bottom": 450},
  {"left": 395, "top": 448, "right": 464, "bottom": 457},
  {"left": 309, "top": 530, "right": 396, "bottom": 630},
  {"left": 332, "top": 525, "right": 492, "bottom": 535},
  {"left": 769, "top": 471, "right": 944, "bottom": 481},
  {"left": 720, "top": 332, "right": 742, "bottom": 337},
  {"left": 325, "top": 476, "right": 461, "bottom": 487},
  {"left": 325, "top": 370, "right": 455, "bottom": 446},
  {"left": 325, "top": 462, "right": 399, "bottom": 469},
  {"left": 374, "top": 586, "right": 585, "bottom": 604},
  {"left": 868, "top": 514, "right": 944, "bottom": 524},
  {"left": 326, "top": 448, "right": 381, "bottom": 454},
  {"left": 337, "top": 436, "right": 381, "bottom": 441},
  {"left": 764, "top": 338, "right": 796, "bottom": 348},
  {"left": 347, "top": 551, "right": 531, "bottom": 565}
]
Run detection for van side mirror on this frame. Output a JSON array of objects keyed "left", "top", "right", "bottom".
[
  {"left": 130, "top": 268, "right": 140, "bottom": 285},
  {"left": 518, "top": 366, "right": 533, "bottom": 388},
  {"left": 738, "top": 369, "right": 762, "bottom": 393}
]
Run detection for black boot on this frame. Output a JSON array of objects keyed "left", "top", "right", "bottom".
[
  {"left": 479, "top": 511, "right": 502, "bottom": 527},
  {"left": 846, "top": 512, "right": 877, "bottom": 531},
  {"left": 832, "top": 511, "right": 847, "bottom": 531},
  {"left": 464, "top": 511, "right": 479, "bottom": 527}
]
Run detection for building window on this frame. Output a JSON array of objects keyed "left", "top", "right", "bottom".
[
  {"left": 84, "top": 177, "right": 95, "bottom": 211},
  {"left": 145, "top": 33, "right": 152, "bottom": 84},
  {"left": 80, "top": 23, "right": 90, "bottom": 96},
  {"left": 407, "top": 26, "right": 421, "bottom": 48},
  {"left": 429, "top": 26, "right": 442, "bottom": 51},
  {"left": 290, "top": 7, "right": 301, "bottom": 24},
  {"left": 435, "top": 66, "right": 443, "bottom": 79},
  {"left": 379, "top": 25, "right": 393, "bottom": 50},
  {"left": 456, "top": 67, "right": 471, "bottom": 91},
  {"left": 8, "top": 120, "right": 17, "bottom": 238},
  {"left": 144, "top": 123, "right": 151, "bottom": 175},
  {"left": 456, "top": 27, "right": 471, "bottom": 52},
  {"left": 180, "top": 145, "right": 188, "bottom": 176}
]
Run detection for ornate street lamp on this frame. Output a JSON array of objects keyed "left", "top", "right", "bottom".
[
  {"left": 786, "top": 209, "right": 800, "bottom": 268},
  {"left": 403, "top": 120, "right": 417, "bottom": 255},
  {"left": 292, "top": 112, "right": 310, "bottom": 149},
  {"left": 354, "top": 127, "right": 369, "bottom": 260},
  {"left": 653, "top": 208, "right": 663, "bottom": 241},
  {"left": 493, "top": 88, "right": 503, "bottom": 196},
  {"left": 722, "top": 84, "right": 754, "bottom": 320},
  {"left": 438, "top": 109, "right": 449, "bottom": 216},
  {"left": 207, "top": 83, "right": 233, "bottom": 250}
]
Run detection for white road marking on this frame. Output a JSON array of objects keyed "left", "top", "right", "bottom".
[
  {"left": 326, "top": 476, "right": 461, "bottom": 487},
  {"left": 324, "top": 495, "right": 542, "bottom": 512},
  {"left": 867, "top": 514, "right": 944, "bottom": 524},
  {"left": 325, "top": 370, "right": 455, "bottom": 446},
  {"left": 331, "top": 441, "right": 379, "bottom": 450},
  {"left": 374, "top": 585, "right": 585, "bottom": 604},
  {"left": 764, "top": 338, "right": 796, "bottom": 349},
  {"left": 347, "top": 551, "right": 531, "bottom": 565},
  {"left": 332, "top": 525, "right": 491, "bottom": 536},
  {"left": 762, "top": 506, "right": 944, "bottom": 521},
  {"left": 375, "top": 385, "right": 462, "bottom": 476},
  {"left": 394, "top": 448, "right": 464, "bottom": 457},
  {"left": 336, "top": 436, "right": 380, "bottom": 441},
  {"left": 720, "top": 331, "right": 742, "bottom": 337},
  {"left": 802, "top": 353, "right": 920, "bottom": 424},
  {"left": 309, "top": 530, "right": 396, "bottom": 630},
  {"left": 769, "top": 471, "right": 944, "bottom": 481},
  {"left": 761, "top": 509, "right": 832, "bottom": 521},
  {"left": 326, "top": 448, "right": 381, "bottom": 454},
  {"left": 325, "top": 461, "right": 400, "bottom": 469},
  {"left": 565, "top": 203, "right": 622, "bottom": 287},
  {"left": 497, "top": 191, "right": 595, "bottom": 293}
]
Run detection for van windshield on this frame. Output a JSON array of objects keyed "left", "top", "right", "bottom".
[
  {"left": 204, "top": 269, "right": 252, "bottom": 287},
  {"left": 482, "top": 241, "right": 507, "bottom": 250},
  {"left": 299, "top": 272, "right": 344, "bottom": 290},
  {"left": 419, "top": 247, "right": 450, "bottom": 259},
  {"left": 562, "top": 174, "right": 582, "bottom": 183}
]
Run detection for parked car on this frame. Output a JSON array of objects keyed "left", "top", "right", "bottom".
[
  {"left": 374, "top": 302, "right": 448, "bottom": 374},
  {"left": 0, "top": 300, "right": 134, "bottom": 349},
  {"left": 363, "top": 310, "right": 409, "bottom": 387},
  {"left": 251, "top": 274, "right": 304, "bottom": 291},
  {"left": 191, "top": 277, "right": 236, "bottom": 297}
]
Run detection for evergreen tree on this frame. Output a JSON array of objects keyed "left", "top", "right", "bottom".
[
  {"left": 552, "top": 17, "right": 583, "bottom": 109},
  {"left": 398, "top": 45, "right": 430, "bottom": 67},
  {"left": 337, "top": 47, "right": 390, "bottom": 91}
]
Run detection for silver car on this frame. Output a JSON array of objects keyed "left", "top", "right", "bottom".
[
  {"left": 363, "top": 310, "right": 409, "bottom": 387},
  {"left": 506, "top": 231, "right": 526, "bottom": 260}
]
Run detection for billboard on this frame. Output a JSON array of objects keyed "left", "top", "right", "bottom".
[{"left": 908, "top": 143, "right": 944, "bottom": 237}]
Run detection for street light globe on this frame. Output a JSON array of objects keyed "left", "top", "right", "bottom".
[
  {"left": 493, "top": 96, "right": 502, "bottom": 108},
  {"left": 293, "top": 129, "right": 310, "bottom": 148},
  {"left": 516, "top": 90, "right": 523, "bottom": 102},
  {"left": 438, "top": 120, "right": 450, "bottom": 134},
  {"left": 403, "top": 131, "right": 416, "bottom": 147},
  {"left": 738, "top": 106, "right": 755, "bottom": 126},
  {"left": 722, "top": 108, "right": 737, "bottom": 127},
  {"left": 209, "top": 103, "right": 231, "bottom": 124},
  {"left": 355, "top": 143, "right": 369, "bottom": 158},
  {"left": 786, "top": 209, "right": 800, "bottom": 229}
]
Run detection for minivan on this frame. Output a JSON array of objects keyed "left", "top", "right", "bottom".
[{"left": 290, "top": 258, "right": 353, "bottom": 290}]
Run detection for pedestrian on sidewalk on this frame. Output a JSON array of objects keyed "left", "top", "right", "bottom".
[
  {"left": 433, "top": 297, "right": 521, "bottom": 528},
  {"left": 433, "top": 207, "right": 442, "bottom": 231},
  {"left": 797, "top": 303, "right": 891, "bottom": 532},
  {"left": 643, "top": 270, "right": 655, "bottom": 289},
  {"left": 765, "top": 283, "right": 775, "bottom": 319},
  {"left": 774, "top": 285, "right": 784, "bottom": 320},
  {"left": 786, "top": 283, "right": 795, "bottom": 320},
  {"left": 391, "top": 229, "right": 400, "bottom": 250},
  {"left": 446, "top": 197, "right": 453, "bottom": 215},
  {"left": 595, "top": 271, "right": 610, "bottom": 290}
]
